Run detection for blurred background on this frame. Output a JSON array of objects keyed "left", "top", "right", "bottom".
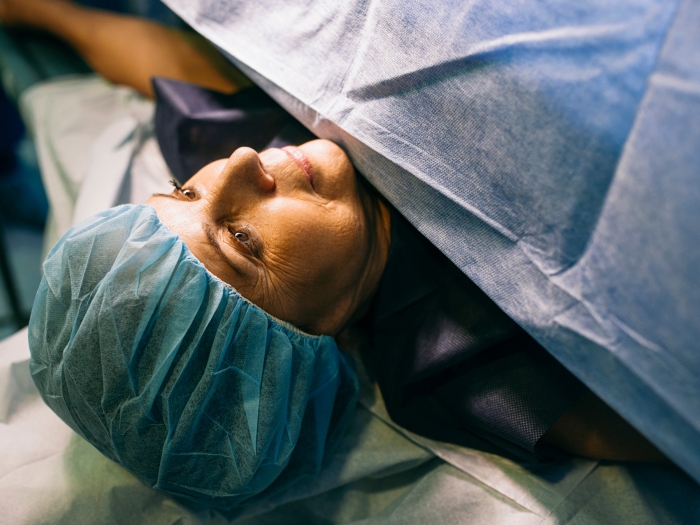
[
  {"left": 0, "top": 77, "right": 46, "bottom": 339},
  {"left": 0, "top": 0, "right": 179, "bottom": 339}
]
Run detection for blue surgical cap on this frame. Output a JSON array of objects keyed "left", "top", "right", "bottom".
[{"left": 28, "top": 204, "right": 359, "bottom": 510}]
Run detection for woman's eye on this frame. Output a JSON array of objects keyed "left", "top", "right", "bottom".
[
  {"left": 170, "top": 178, "right": 194, "bottom": 198},
  {"left": 234, "top": 231, "right": 250, "bottom": 244},
  {"left": 171, "top": 180, "right": 196, "bottom": 199},
  {"left": 227, "top": 227, "right": 256, "bottom": 256}
]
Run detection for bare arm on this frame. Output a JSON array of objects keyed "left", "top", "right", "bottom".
[
  {"left": 541, "top": 391, "right": 670, "bottom": 463},
  {"left": 0, "top": 0, "right": 250, "bottom": 98}
]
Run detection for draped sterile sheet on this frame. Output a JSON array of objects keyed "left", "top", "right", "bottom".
[{"left": 161, "top": 0, "right": 700, "bottom": 483}]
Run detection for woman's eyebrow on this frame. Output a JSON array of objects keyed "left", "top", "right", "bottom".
[
  {"left": 151, "top": 193, "right": 180, "bottom": 201},
  {"left": 148, "top": 194, "right": 248, "bottom": 278}
]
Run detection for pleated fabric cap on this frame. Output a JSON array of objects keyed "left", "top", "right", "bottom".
[{"left": 28, "top": 204, "right": 358, "bottom": 510}]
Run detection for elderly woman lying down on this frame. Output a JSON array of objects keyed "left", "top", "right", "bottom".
[{"left": 0, "top": 0, "right": 668, "bottom": 511}]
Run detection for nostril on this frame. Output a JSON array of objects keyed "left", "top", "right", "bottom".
[
  {"left": 224, "top": 147, "right": 276, "bottom": 193},
  {"left": 258, "top": 162, "right": 276, "bottom": 192}
]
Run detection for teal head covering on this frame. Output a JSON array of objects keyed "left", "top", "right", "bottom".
[{"left": 28, "top": 204, "right": 358, "bottom": 510}]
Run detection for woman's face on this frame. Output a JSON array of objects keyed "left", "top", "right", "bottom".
[{"left": 146, "top": 139, "right": 381, "bottom": 335}]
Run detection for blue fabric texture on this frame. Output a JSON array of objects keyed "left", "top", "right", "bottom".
[
  {"left": 27, "top": 204, "right": 359, "bottom": 510},
  {"left": 163, "top": 0, "right": 700, "bottom": 483}
]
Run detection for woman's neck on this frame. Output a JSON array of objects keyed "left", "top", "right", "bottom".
[{"left": 340, "top": 188, "right": 392, "bottom": 331}]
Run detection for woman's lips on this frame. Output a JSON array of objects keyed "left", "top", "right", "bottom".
[{"left": 281, "top": 146, "right": 314, "bottom": 185}]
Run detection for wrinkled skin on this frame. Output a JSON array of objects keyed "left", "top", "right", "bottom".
[{"left": 147, "top": 139, "right": 390, "bottom": 335}]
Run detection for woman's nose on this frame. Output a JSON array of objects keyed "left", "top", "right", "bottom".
[{"left": 209, "top": 147, "right": 276, "bottom": 205}]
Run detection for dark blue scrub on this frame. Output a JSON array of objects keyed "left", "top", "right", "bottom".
[
  {"left": 153, "top": 77, "right": 588, "bottom": 462},
  {"left": 364, "top": 206, "right": 588, "bottom": 461}
]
